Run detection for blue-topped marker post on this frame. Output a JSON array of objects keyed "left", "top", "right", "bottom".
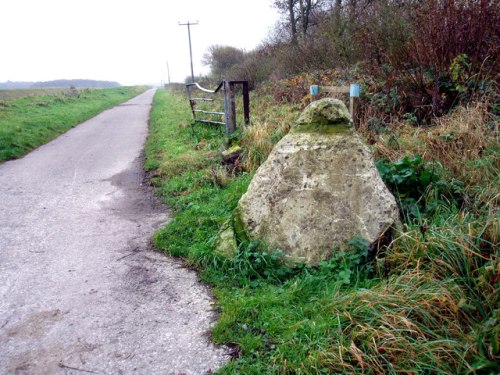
[
  {"left": 309, "top": 83, "right": 361, "bottom": 128},
  {"left": 349, "top": 83, "right": 360, "bottom": 128}
]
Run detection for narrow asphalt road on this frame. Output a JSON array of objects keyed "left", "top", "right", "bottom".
[{"left": 0, "top": 89, "right": 228, "bottom": 374}]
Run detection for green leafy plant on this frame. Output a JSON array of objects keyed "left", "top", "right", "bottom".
[
  {"left": 376, "top": 155, "right": 438, "bottom": 216},
  {"left": 223, "top": 241, "right": 295, "bottom": 287},
  {"left": 377, "top": 154, "right": 470, "bottom": 220},
  {"left": 315, "top": 236, "right": 373, "bottom": 285}
]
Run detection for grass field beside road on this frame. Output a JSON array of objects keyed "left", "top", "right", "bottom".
[
  {"left": 0, "top": 87, "right": 73, "bottom": 100},
  {"left": 0, "top": 86, "right": 147, "bottom": 162}
]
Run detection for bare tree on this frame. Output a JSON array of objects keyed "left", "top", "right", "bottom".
[{"left": 273, "top": 0, "right": 327, "bottom": 43}]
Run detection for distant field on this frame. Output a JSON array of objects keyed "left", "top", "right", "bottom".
[
  {"left": 0, "top": 86, "right": 147, "bottom": 162},
  {"left": 0, "top": 88, "right": 77, "bottom": 100}
]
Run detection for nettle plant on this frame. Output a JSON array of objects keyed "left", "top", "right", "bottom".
[
  {"left": 376, "top": 154, "right": 465, "bottom": 219},
  {"left": 316, "top": 237, "right": 373, "bottom": 285}
]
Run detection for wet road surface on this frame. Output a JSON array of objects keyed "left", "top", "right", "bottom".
[{"left": 0, "top": 89, "right": 228, "bottom": 374}]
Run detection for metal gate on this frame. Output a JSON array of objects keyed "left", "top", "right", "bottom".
[{"left": 186, "top": 80, "right": 250, "bottom": 135}]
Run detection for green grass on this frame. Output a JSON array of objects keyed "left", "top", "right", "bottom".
[
  {"left": 147, "top": 89, "right": 499, "bottom": 374},
  {"left": 0, "top": 86, "right": 147, "bottom": 162},
  {"left": 0, "top": 87, "right": 72, "bottom": 100}
]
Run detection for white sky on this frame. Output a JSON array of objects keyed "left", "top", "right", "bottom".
[{"left": 0, "top": 0, "right": 280, "bottom": 85}]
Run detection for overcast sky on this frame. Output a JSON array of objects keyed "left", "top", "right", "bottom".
[{"left": 0, "top": 0, "right": 280, "bottom": 85}]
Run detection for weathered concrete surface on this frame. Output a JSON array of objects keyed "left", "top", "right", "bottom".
[
  {"left": 238, "top": 99, "right": 399, "bottom": 265},
  {"left": 0, "top": 89, "right": 228, "bottom": 374},
  {"left": 214, "top": 221, "right": 238, "bottom": 258}
]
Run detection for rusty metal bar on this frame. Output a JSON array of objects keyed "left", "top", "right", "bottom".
[
  {"left": 186, "top": 81, "right": 224, "bottom": 123},
  {"left": 194, "top": 110, "right": 225, "bottom": 115},
  {"left": 186, "top": 81, "right": 224, "bottom": 93},
  {"left": 190, "top": 97, "right": 214, "bottom": 101},
  {"left": 197, "top": 119, "right": 226, "bottom": 125}
]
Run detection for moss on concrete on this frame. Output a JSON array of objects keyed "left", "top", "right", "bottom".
[
  {"left": 292, "top": 124, "right": 352, "bottom": 135},
  {"left": 296, "top": 98, "right": 352, "bottom": 127}
]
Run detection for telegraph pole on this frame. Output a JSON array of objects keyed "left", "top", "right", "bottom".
[
  {"left": 178, "top": 21, "right": 198, "bottom": 83},
  {"left": 166, "top": 61, "right": 171, "bottom": 85}
]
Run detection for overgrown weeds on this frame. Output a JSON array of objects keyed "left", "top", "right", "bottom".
[
  {"left": 374, "top": 101, "right": 499, "bottom": 187},
  {"left": 374, "top": 102, "right": 500, "bottom": 220}
]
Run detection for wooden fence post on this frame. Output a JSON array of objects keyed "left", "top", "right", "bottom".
[
  {"left": 224, "top": 81, "right": 237, "bottom": 135},
  {"left": 186, "top": 84, "right": 196, "bottom": 119},
  {"left": 242, "top": 81, "right": 250, "bottom": 126},
  {"left": 350, "top": 84, "right": 360, "bottom": 129}
]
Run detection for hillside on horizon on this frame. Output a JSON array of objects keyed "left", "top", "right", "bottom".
[{"left": 0, "top": 79, "right": 121, "bottom": 89}]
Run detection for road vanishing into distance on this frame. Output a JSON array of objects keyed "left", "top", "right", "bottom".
[{"left": 0, "top": 89, "right": 228, "bottom": 374}]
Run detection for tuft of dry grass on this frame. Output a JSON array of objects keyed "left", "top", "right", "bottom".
[
  {"left": 319, "top": 271, "right": 472, "bottom": 374},
  {"left": 373, "top": 101, "right": 499, "bottom": 188},
  {"left": 388, "top": 211, "right": 498, "bottom": 280},
  {"left": 242, "top": 120, "right": 284, "bottom": 171},
  {"left": 240, "top": 93, "right": 299, "bottom": 171}
]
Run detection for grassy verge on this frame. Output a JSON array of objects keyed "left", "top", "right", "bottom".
[
  {"left": 0, "top": 86, "right": 147, "bottom": 162},
  {"left": 147, "top": 89, "right": 499, "bottom": 374}
]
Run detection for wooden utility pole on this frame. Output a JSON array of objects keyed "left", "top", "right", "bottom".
[
  {"left": 166, "top": 61, "right": 171, "bottom": 85},
  {"left": 178, "top": 21, "right": 198, "bottom": 83}
]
